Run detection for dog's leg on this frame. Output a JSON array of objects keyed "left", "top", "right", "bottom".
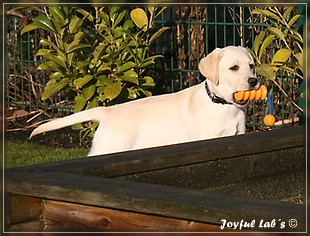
[{"left": 236, "top": 111, "right": 246, "bottom": 135}]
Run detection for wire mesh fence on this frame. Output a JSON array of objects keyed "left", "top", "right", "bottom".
[{"left": 6, "top": 6, "right": 303, "bottom": 131}]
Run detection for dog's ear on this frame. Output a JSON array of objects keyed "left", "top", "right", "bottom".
[{"left": 198, "top": 48, "right": 223, "bottom": 85}]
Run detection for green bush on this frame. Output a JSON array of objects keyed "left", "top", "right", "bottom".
[
  {"left": 20, "top": 6, "right": 169, "bottom": 137},
  {"left": 248, "top": 7, "right": 303, "bottom": 114}
]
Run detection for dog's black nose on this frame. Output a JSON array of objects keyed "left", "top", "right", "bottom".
[{"left": 248, "top": 77, "right": 258, "bottom": 87}]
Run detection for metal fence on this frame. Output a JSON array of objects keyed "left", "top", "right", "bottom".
[
  {"left": 7, "top": 14, "right": 73, "bottom": 114},
  {"left": 6, "top": 6, "right": 303, "bottom": 131}
]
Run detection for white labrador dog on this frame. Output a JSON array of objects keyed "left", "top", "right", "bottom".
[{"left": 31, "top": 46, "right": 259, "bottom": 156}]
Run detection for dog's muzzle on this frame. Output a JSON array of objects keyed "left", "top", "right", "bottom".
[{"left": 232, "top": 77, "right": 258, "bottom": 106}]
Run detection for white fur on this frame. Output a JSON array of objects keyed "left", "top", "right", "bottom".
[{"left": 31, "top": 46, "right": 259, "bottom": 156}]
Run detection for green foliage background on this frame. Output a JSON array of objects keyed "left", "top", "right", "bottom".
[
  {"left": 248, "top": 7, "right": 303, "bottom": 115},
  {"left": 19, "top": 6, "right": 169, "bottom": 137}
]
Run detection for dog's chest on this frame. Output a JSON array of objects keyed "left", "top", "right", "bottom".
[{"left": 195, "top": 103, "right": 244, "bottom": 137}]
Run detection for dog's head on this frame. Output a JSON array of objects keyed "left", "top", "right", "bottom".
[{"left": 199, "top": 46, "right": 259, "bottom": 106}]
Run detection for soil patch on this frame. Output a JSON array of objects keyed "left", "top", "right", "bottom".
[{"left": 6, "top": 111, "right": 91, "bottom": 149}]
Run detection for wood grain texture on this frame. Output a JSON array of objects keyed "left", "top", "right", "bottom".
[
  {"left": 9, "top": 194, "right": 42, "bottom": 224},
  {"left": 44, "top": 200, "right": 222, "bottom": 231},
  {"left": 7, "top": 170, "right": 304, "bottom": 230}
]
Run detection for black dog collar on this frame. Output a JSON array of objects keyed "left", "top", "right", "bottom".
[{"left": 205, "top": 80, "right": 233, "bottom": 105}]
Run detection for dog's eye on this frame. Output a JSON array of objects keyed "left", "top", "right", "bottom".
[{"left": 230, "top": 65, "right": 239, "bottom": 71}]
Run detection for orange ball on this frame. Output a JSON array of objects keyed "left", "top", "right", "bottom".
[{"left": 264, "top": 114, "right": 276, "bottom": 126}]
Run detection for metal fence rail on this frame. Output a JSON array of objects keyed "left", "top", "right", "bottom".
[{"left": 6, "top": 6, "right": 303, "bottom": 130}]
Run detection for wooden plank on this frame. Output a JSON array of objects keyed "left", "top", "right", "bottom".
[
  {"left": 43, "top": 200, "right": 221, "bottom": 231},
  {"left": 9, "top": 194, "right": 42, "bottom": 225},
  {"left": 9, "top": 221, "right": 42, "bottom": 231},
  {"left": 7, "top": 126, "right": 303, "bottom": 178},
  {"left": 7, "top": 171, "right": 305, "bottom": 230}
]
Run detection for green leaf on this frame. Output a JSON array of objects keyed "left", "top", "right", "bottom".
[
  {"left": 87, "top": 97, "right": 99, "bottom": 110},
  {"left": 103, "top": 82, "right": 122, "bottom": 100},
  {"left": 93, "top": 43, "right": 107, "bottom": 64},
  {"left": 74, "top": 31, "right": 84, "bottom": 41},
  {"left": 95, "top": 75, "right": 109, "bottom": 86},
  {"left": 37, "top": 61, "right": 61, "bottom": 72},
  {"left": 271, "top": 49, "right": 291, "bottom": 69},
  {"left": 258, "top": 35, "right": 275, "bottom": 60},
  {"left": 139, "top": 55, "right": 163, "bottom": 68},
  {"left": 96, "top": 64, "right": 111, "bottom": 73},
  {"left": 130, "top": 8, "right": 148, "bottom": 31},
  {"left": 139, "top": 60, "right": 155, "bottom": 68},
  {"left": 32, "top": 15, "right": 56, "bottom": 33},
  {"left": 20, "top": 23, "right": 41, "bottom": 35},
  {"left": 283, "top": 7, "right": 294, "bottom": 21},
  {"left": 119, "top": 75, "right": 139, "bottom": 85},
  {"left": 50, "top": 71, "right": 63, "bottom": 80},
  {"left": 82, "top": 85, "right": 96, "bottom": 100},
  {"left": 279, "top": 65, "right": 302, "bottom": 79},
  {"left": 42, "top": 78, "right": 70, "bottom": 100},
  {"left": 135, "top": 87, "right": 152, "bottom": 97},
  {"left": 127, "top": 88, "right": 138, "bottom": 99},
  {"left": 123, "top": 69, "right": 138, "bottom": 78},
  {"left": 69, "top": 15, "right": 83, "bottom": 34},
  {"left": 74, "top": 75, "right": 93, "bottom": 89},
  {"left": 114, "top": 9, "right": 126, "bottom": 27},
  {"left": 49, "top": 7, "right": 65, "bottom": 24},
  {"left": 110, "top": 7, "right": 120, "bottom": 19},
  {"left": 123, "top": 19, "right": 134, "bottom": 30},
  {"left": 256, "top": 64, "right": 276, "bottom": 81},
  {"left": 267, "top": 27, "right": 285, "bottom": 40},
  {"left": 100, "top": 11, "right": 110, "bottom": 26},
  {"left": 136, "top": 47, "right": 146, "bottom": 61},
  {"left": 251, "top": 9, "right": 281, "bottom": 22},
  {"left": 97, "top": 86, "right": 105, "bottom": 94},
  {"left": 39, "top": 37, "right": 56, "bottom": 47},
  {"left": 295, "top": 52, "right": 303, "bottom": 69},
  {"left": 37, "top": 49, "right": 67, "bottom": 69},
  {"left": 253, "top": 31, "right": 265, "bottom": 55},
  {"left": 288, "top": 14, "right": 300, "bottom": 27},
  {"left": 290, "top": 29, "right": 303, "bottom": 42},
  {"left": 149, "top": 27, "right": 169, "bottom": 44},
  {"left": 113, "top": 27, "right": 125, "bottom": 38},
  {"left": 66, "top": 43, "right": 91, "bottom": 55},
  {"left": 74, "top": 95, "right": 87, "bottom": 113},
  {"left": 76, "top": 8, "right": 94, "bottom": 22},
  {"left": 119, "top": 69, "right": 139, "bottom": 84},
  {"left": 279, "top": 65, "right": 295, "bottom": 73},
  {"left": 140, "top": 76, "right": 155, "bottom": 87},
  {"left": 118, "top": 61, "right": 135, "bottom": 73},
  {"left": 39, "top": 38, "right": 66, "bottom": 60}
]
